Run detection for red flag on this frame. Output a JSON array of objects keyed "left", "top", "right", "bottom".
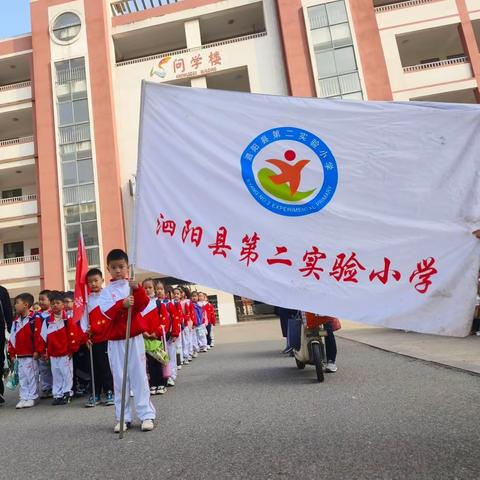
[{"left": 73, "top": 233, "right": 89, "bottom": 325}]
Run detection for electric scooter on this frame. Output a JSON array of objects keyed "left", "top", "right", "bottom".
[{"left": 293, "top": 314, "right": 328, "bottom": 383}]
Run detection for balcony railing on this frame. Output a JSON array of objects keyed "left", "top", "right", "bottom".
[
  {"left": 0, "top": 254, "right": 39, "bottom": 266},
  {"left": 0, "top": 80, "right": 31, "bottom": 92},
  {"left": 374, "top": 0, "right": 440, "bottom": 12},
  {"left": 403, "top": 56, "right": 468, "bottom": 73},
  {"left": 0, "top": 194, "right": 37, "bottom": 206},
  {"left": 111, "top": 0, "right": 182, "bottom": 16},
  {"left": 116, "top": 31, "right": 268, "bottom": 67},
  {"left": 0, "top": 136, "right": 34, "bottom": 148}
]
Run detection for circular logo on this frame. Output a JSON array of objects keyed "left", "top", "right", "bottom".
[{"left": 241, "top": 127, "right": 338, "bottom": 217}]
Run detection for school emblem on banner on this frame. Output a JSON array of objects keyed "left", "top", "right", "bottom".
[{"left": 240, "top": 127, "right": 338, "bottom": 216}]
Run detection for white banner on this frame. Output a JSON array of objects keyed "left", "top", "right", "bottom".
[{"left": 134, "top": 82, "right": 480, "bottom": 337}]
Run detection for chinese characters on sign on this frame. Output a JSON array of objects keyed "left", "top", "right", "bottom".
[
  {"left": 155, "top": 213, "right": 438, "bottom": 294},
  {"left": 171, "top": 50, "right": 222, "bottom": 80}
]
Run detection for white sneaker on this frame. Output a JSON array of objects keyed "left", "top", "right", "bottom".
[
  {"left": 177, "top": 364, "right": 182, "bottom": 370},
  {"left": 476, "top": 331, "right": 480, "bottom": 336},
  {"left": 166, "top": 378, "right": 175, "bottom": 387},
  {"left": 141, "top": 419, "right": 155, "bottom": 432},
  {"left": 183, "top": 360, "right": 189, "bottom": 365},
  {"left": 210, "top": 344, "right": 215, "bottom": 348},
  {"left": 114, "top": 422, "right": 129, "bottom": 433},
  {"left": 16, "top": 400, "right": 26, "bottom": 409},
  {"left": 188, "top": 356, "right": 193, "bottom": 361},
  {"left": 23, "top": 399, "right": 35, "bottom": 408},
  {"left": 150, "top": 386, "right": 157, "bottom": 396},
  {"left": 325, "top": 362, "right": 338, "bottom": 373},
  {"left": 206, "top": 346, "right": 211, "bottom": 350},
  {"left": 156, "top": 386, "right": 167, "bottom": 395},
  {"left": 192, "top": 352, "right": 198, "bottom": 358}
]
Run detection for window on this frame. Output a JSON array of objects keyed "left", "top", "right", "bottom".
[
  {"left": 2, "top": 188, "right": 22, "bottom": 199},
  {"left": 52, "top": 12, "right": 81, "bottom": 42},
  {"left": 308, "top": 1, "right": 363, "bottom": 100},
  {"left": 55, "top": 57, "right": 99, "bottom": 271},
  {"left": 3, "top": 242, "right": 24, "bottom": 259}
]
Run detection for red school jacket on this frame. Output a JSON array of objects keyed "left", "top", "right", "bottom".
[
  {"left": 141, "top": 297, "right": 170, "bottom": 338},
  {"left": 8, "top": 311, "right": 38, "bottom": 358},
  {"left": 161, "top": 300, "right": 181, "bottom": 339},
  {"left": 89, "top": 279, "right": 149, "bottom": 342},
  {"left": 36, "top": 311, "right": 81, "bottom": 357},
  {"left": 203, "top": 302, "right": 217, "bottom": 326}
]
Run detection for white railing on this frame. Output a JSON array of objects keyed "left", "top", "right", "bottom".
[
  {"left": 0, "top": 80, "right": 31, "bottom": 92},
  {"left": 375, "top": 0, "right": 440, "bottom": 12},
  {"left": 403, "top": 56, "right": 468, "bottom": 73},
  {"left": 116, "top": 31, "right": 268, "bottom": 67},
  {"left": 111, "top": 0, "right": 182, "bottom": 16},
  {"left": 59, "top": 124, "right": 91, "bottom": 145},
  {"left": 0, "top": 194, "right": 37, "bottom": 206},
  {"left": 0, "top": 254, "right": 39, "bottom": 266},
  {"left": 56, "top": 67, "right": 86, "bottom": 85},
  {"left": 0, "top": 136, "right": 34, "bottom": 148}
]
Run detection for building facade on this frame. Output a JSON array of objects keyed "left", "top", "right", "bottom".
[{"left": 0, "top": 0, "right": 479, "bottom": 322}]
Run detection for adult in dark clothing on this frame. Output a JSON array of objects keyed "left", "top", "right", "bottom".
[{"left": 0, "top": 285, "right": 13, "bottom": 403}]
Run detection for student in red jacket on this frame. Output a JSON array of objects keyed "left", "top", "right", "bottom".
[
  {"left": 155, "top": 280, "right": 180, "bottom": 387},
  {"left": 37, "top": 291, "right": 80, "bottom": 406},
  {"left": 179, "top": 287, "right": 193, "bottom": 364},
  {"left": 37, "top": 289, "right": 53, "bottom": 398},
  {"left": 89, "top": 249, "right": 155, "bottom": 433},
  {"left": 199, "top": 292, "right": 217, "bottom": 348},
  {"left": 142, "top": 278, "right": 169, "bottom": 396},
  {"left": 83, "top": 268, "right": 114, "bottom": 408},
  {"left": 8, "top": 293, "right": 39, "bottom": 409}
]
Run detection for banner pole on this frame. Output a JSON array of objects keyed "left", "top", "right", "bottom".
[
  {"left": 119, "top": 264, "right": 135, "bottom": 439},
  {"left": 119, "top": 82, "right": 144, "bottom": 438}
]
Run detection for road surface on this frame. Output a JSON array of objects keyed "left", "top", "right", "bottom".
[{"left": 1, "top": 320, "right": 479, "bottom": 480}]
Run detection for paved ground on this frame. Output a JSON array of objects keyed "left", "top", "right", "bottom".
[
  {"left": 337, "top": 319, "right": 480, "bottom": 374},
  {"left": 1, "top": 320, "right": 479, "bottom": 480}
]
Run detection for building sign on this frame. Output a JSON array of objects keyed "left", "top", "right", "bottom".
[{"left": 149, "top": 50, "right": 223, "bottom": 81}]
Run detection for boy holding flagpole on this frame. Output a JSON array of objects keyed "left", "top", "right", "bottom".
[{"left": 89, "top": 249, "right": 155, "bottom": 433}]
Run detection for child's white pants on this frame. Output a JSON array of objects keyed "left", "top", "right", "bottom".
[
  {"left": 182, "top": 328, "right": 190, "bottom": 359},
  {"left": 176, "top": 334, "right": 183, "bottom": 364},
  {"left": 191, "top": 328, "right": 199, "bottom": 353},
  {"left": 38, "top": 357, "right": 52, "bottom": 392},
  {"left": 167, "top": 339, "right": 177, "bottom": 380},
  {"left": 210, "top": 325, "right": 215, "bottom": 346},
  {"left": 50, "top": 355, "right": 73, "bottom": 398},
  {"left": 196, "top": 325, "right": 208, "bottom": 350},
  {"left": 108, "top": 335, "right": 156, "bottom": 423},
  {"left": 18, "top": 357, "right": 39, "bottom": 401}
]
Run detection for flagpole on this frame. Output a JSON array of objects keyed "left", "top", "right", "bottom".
[
  {"left": 119, "top": 83, "right": 144, "bottom": 439},
  {"left": 118, "top": 264, "right": 134, "bottom": 440}
]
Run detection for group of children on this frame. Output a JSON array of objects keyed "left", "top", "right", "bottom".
[{"left": 7, "top": 248, "right": 217, "bottom": 433}]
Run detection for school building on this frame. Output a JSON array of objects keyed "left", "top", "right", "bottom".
[{"left": 0, "top": 0, "right": 479, "bottom": 323}]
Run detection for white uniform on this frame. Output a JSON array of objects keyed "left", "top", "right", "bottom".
[
  {"left": 95, "top": 279, "right": 155, "bottom": 423},
  {"left": 108, "top": 335, "right": 156, "bottom": 423},
  {"left": 167, "top": 339, "right": 178, "bottom": 381},
  {"left": 18, "top": 357, "right": 39, "bottom": 401},
  {"left": 38, "top": 310, "right": 53, "bottom": 392},
  {"left": 50, "top": 356, "right": 73, "bottom": 398}
]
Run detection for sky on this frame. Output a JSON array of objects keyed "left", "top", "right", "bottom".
[{"left": 0, "top": 0, "right": 31, "bottom": 39}]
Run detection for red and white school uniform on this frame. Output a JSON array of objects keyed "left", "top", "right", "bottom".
[
  {"left": 161, "top": 300, "right": 182, "bottom": 381},
  {"left": 186, "top": 301, "right": 200, "bottom": 355},
  {"left": 37, "top": 311, "right": 79, "bottom": 399},
  {"left": 180, "top": 299, "right": 193, "bottom": 360},
  {"left": 37, "top": 309, "right": 53, "bottom": 393},
  {"left": 204, "top": 301, "right": 217, "bottom": 347},
  {"left": 89, "top": 279, "right": 155, "bottom": 423},
  {"left": 8, "top": 312, "right": 39, "bottom": 401},
  {"left": 172, "top": 300, "right": 185, "bottom": 364},
  {"left": 195, "top": 301, "right": 209, "bottom": 351}
]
